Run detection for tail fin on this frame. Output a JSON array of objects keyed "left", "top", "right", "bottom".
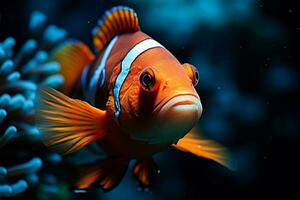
[
  {"left": 36, "top": 87, "right": 108, "bottom": 154},
  {"left": 50, "top": 40, "right": 94, "bottom": 94},
  {"left": 172, "top": 128, "right": 234, "bottom": 170}
]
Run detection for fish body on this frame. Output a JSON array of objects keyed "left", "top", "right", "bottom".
[
  {"left": 82, "top": 31, "right": 199, "bottom": 158},
  {"left": 37, "top": 6, "right": 232, "bottom": 190}
]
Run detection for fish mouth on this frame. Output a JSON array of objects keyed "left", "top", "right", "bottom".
[
  {"left": 150, "top": 94, "right": 203, "bottom": 144},
  {"left": 154, "top": 94, "right": 203, "bottom": 117},
  {"left": 130, "top": 94, "right": 203, "bottom": 145}
]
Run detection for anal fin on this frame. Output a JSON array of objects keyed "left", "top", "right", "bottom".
[
  {"left": 132, "top": 158, "right": 159, "bottom": 188},
  {"left": 75, "top": 157, "right": 129, "bottom": 191}
]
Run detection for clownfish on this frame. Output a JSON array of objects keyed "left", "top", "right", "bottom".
[{"left": 36, "top": 6, "right": 232, "bottom": 191}]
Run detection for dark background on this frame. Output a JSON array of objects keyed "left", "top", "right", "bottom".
[{"left": 0, "top": 0, "right": 299, "bottom": 199}]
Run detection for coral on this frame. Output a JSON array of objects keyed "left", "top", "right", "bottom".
[{"left": 0, "top": 11, "right": 66, "bottom": 198}]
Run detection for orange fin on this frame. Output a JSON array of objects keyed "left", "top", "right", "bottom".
[
  {"left": 172, "top": 128, "right": 234, "bottom": 170},
  {"left": 36, "top": 87, "right": 108, "bottom": 155},
  {"left": 50, "top": 40, "right": 95, "bottom": 94},
  {"left": 92, "top": 6, "right": 140, "bottom": 52},
  {"left": 75, "top": 158, "right": 129, "bottom": 191},
  {"left": 132, "top": 158, "right": 159, "bottom": 188}
]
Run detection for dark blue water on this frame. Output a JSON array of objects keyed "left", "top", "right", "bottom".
[{"left": 0, "top": 0, "right": 299, "bottom": 199}]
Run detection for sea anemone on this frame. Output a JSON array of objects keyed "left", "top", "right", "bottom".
[{"left": 0, "top": 11, "right": 67, "bottom": 198}]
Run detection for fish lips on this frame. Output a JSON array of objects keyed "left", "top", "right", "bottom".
[{"left": 152, "top": 94, "right": 203, "bottom": 144}]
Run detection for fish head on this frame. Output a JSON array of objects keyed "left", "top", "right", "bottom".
[
  {"left": 116, "top": 48, "right": 202, "bottom": 145},
  {"left": 148, "top": 60, "right": 202, "bottom": 144}
]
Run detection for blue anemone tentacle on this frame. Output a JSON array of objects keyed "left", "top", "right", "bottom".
[{"left": 0, "top": 11, "right": 67, "bottom": 198}]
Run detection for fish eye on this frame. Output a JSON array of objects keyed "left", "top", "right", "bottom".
[
  {"left": 182, "top": 63, "right": 199, "bottom": 87},
  {"left": 193, "top": 70, "right": 199, "bottom": 86},
  {"left": 139, "top": 68, "right": 156, "bottom": 91}
]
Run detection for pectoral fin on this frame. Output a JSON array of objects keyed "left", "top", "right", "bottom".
[
  {"left": 172, "top": 128, "right": 234, "bottom": 170},
  {"left": 36, "top": 87, "right": 108, "bottom": 155}
]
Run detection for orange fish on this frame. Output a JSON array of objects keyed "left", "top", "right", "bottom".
[{"left": 36, "top": 6, "right": 232, "bottom": 191}]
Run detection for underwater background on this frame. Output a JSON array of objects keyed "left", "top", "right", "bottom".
[{"left": 0, "top": 0, "right": 299, "bottom": 199}]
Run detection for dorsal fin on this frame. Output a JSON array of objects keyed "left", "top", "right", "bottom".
[
  {"left": 50, "top": 40, "right": 95, "bottom": 95},
  {"left": 92, "top": 6, "right": 140, "bottom": 52}
]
